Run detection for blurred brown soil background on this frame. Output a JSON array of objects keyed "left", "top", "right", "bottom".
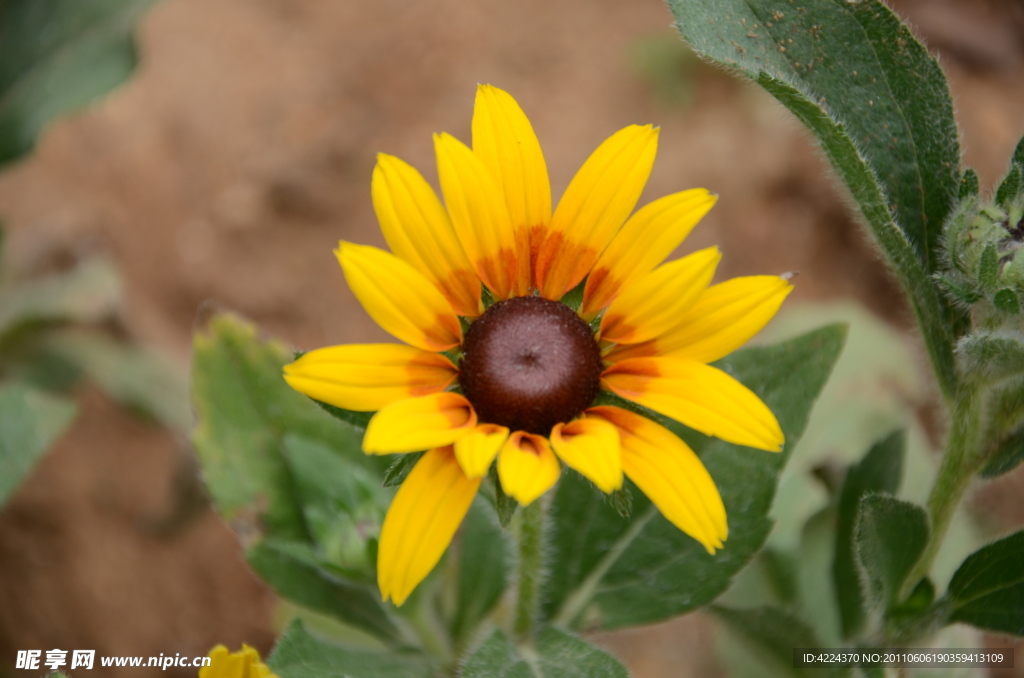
[{"left": 0, "top": 0, "right": 1023, "bottom": 676}]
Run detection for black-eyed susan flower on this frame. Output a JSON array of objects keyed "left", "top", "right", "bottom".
[
  {"left": 199, "top": 645, "right": 277, "bottom": 678},
  {"left": 283, "top": 85, "right": 793, "bottom": 606}
]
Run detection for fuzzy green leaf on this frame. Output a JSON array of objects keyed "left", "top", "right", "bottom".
[
  {"left": 268, "top": 619, "right": 434, "bottom": 678},
  {"left": 461, "top": 628, "right": 628, "bottom": 678},
  {"left": 670, "top": 0, "right": 959, "bottom": 269},
  {"left": 833, "top": 431, "right": 905, "bottom": 638},
  {"left": 854, "top": 494, "right": 929, "bottom": 608},
  {"left": 248, "top": 539, "right": 399, "bottom": 643},
  {"left": 947, "top": 530, "right": 1024, "bottom": 635},
  {"left": 0, "top": 0, "right": 157, "bottom": 166},
  {"left": 714, "top": 606, "right": 849, "bottom": 678},
  {"left": 191, "top": 312, "right": 372, "bottom": 542},
  {"left": 670, "top": 0, "right": 960, "bottom": 399},
  {"left": 0, "top": 382, "right": 75, "bottom": 508},
  {"left": 0, "top": 258, "right": 119, "bottom": 340},
  {"left": 543, "top": 325, "right": 846, "bottom": 629}
]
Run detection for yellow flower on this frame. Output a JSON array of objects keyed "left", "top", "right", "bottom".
[
  {"left": 283, "top": 85, "right": 793, "bottom": 606},
  {"left": 199, "top": 645, "right": 277, "bottom": 678}
]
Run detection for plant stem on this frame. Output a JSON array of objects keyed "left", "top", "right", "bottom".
[
  {"left": 902, "top": 381, "right": 982, "bottom": 599},
  {"left": 513, "top": 500, "right": 545, "bottom": 641}
]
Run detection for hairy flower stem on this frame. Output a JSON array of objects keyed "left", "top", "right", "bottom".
[
  {"left": 513, "top": 500, "right": 545, "bottom": 641},
  {"left": 902, "top": 381, "right": 983, "bottom": 601}
]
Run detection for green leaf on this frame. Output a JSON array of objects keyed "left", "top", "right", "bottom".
[
  {"left": 933, "top": 274, "right": 981, "bottom": 306},
  {"left": 461, "top": 628, "right": 628, "bottom": 678},
  {"left": 854, "top": 494, "right": 929, "bottom": 608},
  {"left": 281, "top": 434, "right": 387, "bottom": 578},
  {"left": 0, "top": 258, "right": 119, "bottom": 340},
  {"left": 669, "top": 0, "right": 960, "bottom": 399},
  {"left": 43, "top": 329, "right": 190, "bottom": 431},
  {"left": 834, "top": 431, "right": 905, "bottom": 638},
  {"left": 670, "top": 0, "right": 959, "bottom": 269},
  {"left": 0, "top": 382, "right": 75, "bottom": 507},
  {"left": 191, "top": 311, "right": 368, "bottom": 542},
  {"left": 451, "top": 499, "right": 509, "bottom": 644},
  {"left": 981, "top": 427, "right": 1024, "bottom": 478},
  {"left": 713, "top": 606, "right": 849, "bottom": 678},
  {"left": 544, "top": 325, "right": 846, "bottom": 630},
  {"left": 268, "top": 619, "right": 435, "bottom": 678},
  {"left": 248, "top": 539, "right": 399, "bottom": 643},
  {"left": 0, "top": 0, "right": 156, "bottom": 166},
  {"left": 947, "top": 530, "right": 1024, "bottom": 635}
]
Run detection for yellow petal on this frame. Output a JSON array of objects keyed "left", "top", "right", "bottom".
[
  {"left": 372, "top": 154, "right": 481, "bottom": 317},
  {"left": 550, "top": 417, "right": 622, "bottom": 493},
  {"left": 363, "top": 393, "right": 477, "bottom": 454},
  {"left": 601, "top": 357, "right": 784, "bottom": 452},
  {"left": 605, "top": 276, "right": 793, "bottom": 364},
  {"left": 454, "top": 423, "right": 510, "bottom": 478},
  {"left": 472, "top": 84, "right": 550, "bottom": 294},
  {"left": 377, "top": 446, "right": 481, "bottom": 606},
  {"left": 582, "top": 189, "right": 717, "bottom": 317},
  {"left": 283, "top": 344, "right": 456, "bottom": 412},
  {"left": 587, "top": 406, "right": 727, "bottom": 553},
  {"left": 535, "top": 124, "right": 659, "bottom": 299},
  {"left": 497, "top": 431, "right": 561, "bottom": 505},
  {"left": 434, "top": 132, "right": 520, "bottom": 299},
  {"left": 599, "top": 247, "right": 721, "bottom": 345},
  {"left": 336, "top": 242, "right": 462, "bottom": 352},
  {"left": 200, "top": 645, "right": 277, "bottom": 678}
]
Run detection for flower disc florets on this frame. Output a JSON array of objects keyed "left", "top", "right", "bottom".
[{"left": 458, "top": 296, "right": 603, "bottom": 435}]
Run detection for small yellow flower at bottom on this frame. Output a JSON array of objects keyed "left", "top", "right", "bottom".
[{"left": 199, "top": 645, "right": 278, "bottom": 678}]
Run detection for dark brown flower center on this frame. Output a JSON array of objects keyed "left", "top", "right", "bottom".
[{"left": 458, "top": 296, "right": 603, "bottom": 435}]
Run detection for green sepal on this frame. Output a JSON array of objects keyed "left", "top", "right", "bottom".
[
  {"left": 957, "top": 332, "right": 1024, "bottom": 380},
  {"left": 979, "top": 243, "right": 999, "bottom": 291},
  {"left": 488, "top": 465, "right": 518, "bottom": 528},
  {"left": 382, "top": 452, "right": 424, "bottom": 488},
  {"left": 933, "top": 273, "right": 982, "bottom": 307},
  {"left": 959, "top": 169, "right": 980, "bottom": 200},
  {"left": 608, "top": 485, "right": 633, "bottom": 519},
  {"left": 996, "top": 163, "right": 1023, "bottom": 211}
]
